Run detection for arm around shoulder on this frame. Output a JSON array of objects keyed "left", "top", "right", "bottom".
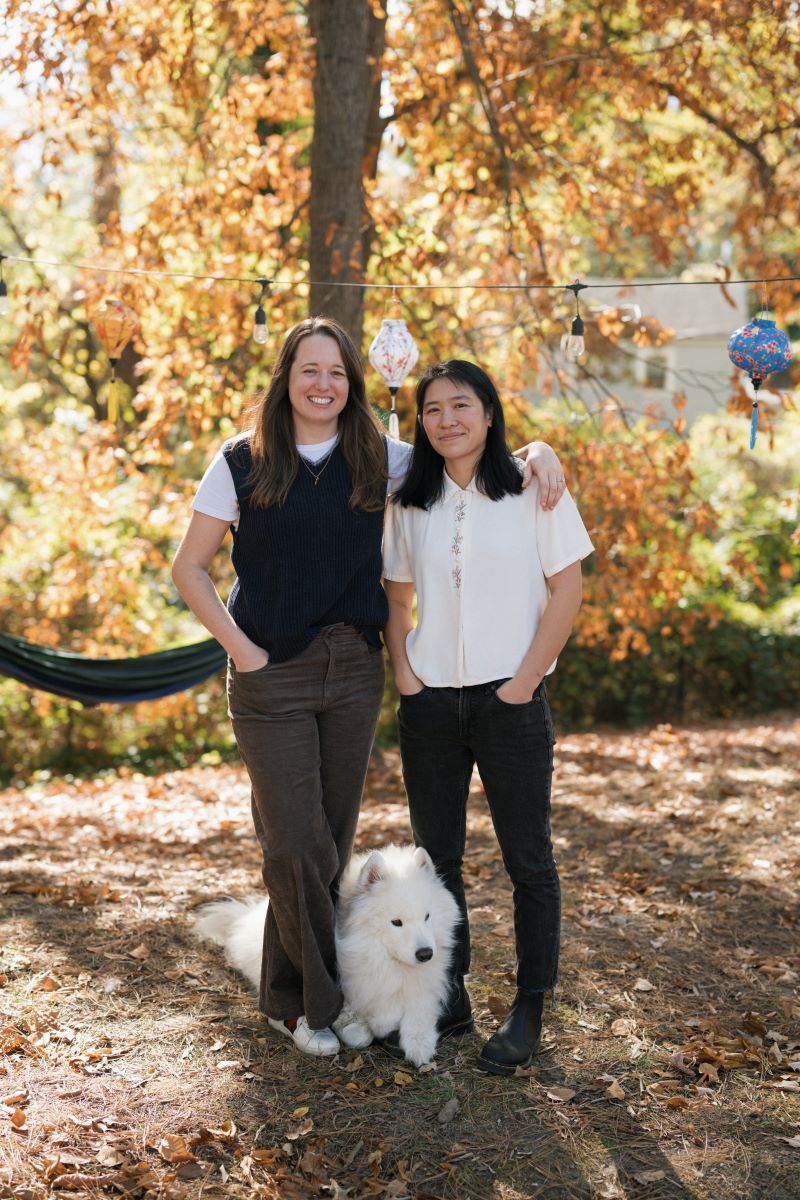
[{"left": 514, "top": 440, "right": 567, "bottom": 510}]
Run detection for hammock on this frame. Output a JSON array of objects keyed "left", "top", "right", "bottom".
[{"left": 0, "top": 633, "right": 227, "bottom": 705}]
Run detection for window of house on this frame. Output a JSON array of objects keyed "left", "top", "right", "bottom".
[{"left": 643, "top": 353, "right": 669, "bottom": 389}]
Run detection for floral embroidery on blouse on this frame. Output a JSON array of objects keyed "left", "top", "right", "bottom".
[{"left": 451, "top": 497, "right": 467, "bottom": 590}]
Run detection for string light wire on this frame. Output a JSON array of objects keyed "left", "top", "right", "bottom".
[{"left": 2, "top": 251, "right": 799, "bottom": 294}]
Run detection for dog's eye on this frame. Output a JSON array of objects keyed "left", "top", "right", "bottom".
[{"left": 391, "top": 918, "right": 403, "bottom": 927}]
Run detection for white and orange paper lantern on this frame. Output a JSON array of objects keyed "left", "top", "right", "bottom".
[{"left": 90, "top": 296, "right": 138, "bottom": 423}]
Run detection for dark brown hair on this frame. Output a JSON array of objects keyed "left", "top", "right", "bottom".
[{"left": 244, "top": 317, "right": 387, "bottom": 511}]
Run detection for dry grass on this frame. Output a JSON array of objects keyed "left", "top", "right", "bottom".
[{"left": 1, "top": 715, "right": 799, "bottom": 1199}]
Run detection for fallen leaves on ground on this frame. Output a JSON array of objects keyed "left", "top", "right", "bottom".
[{"left": 1, "top": 717, "right": 798, "bottom": 1199}]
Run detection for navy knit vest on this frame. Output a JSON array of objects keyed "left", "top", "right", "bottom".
[{"left": 222, "top": 436, "right": 388, "bottom": 663}]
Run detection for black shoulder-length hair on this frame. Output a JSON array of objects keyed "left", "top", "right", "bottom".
[{"left": 393, "top": 360, "right": 523, "bottom": 510}]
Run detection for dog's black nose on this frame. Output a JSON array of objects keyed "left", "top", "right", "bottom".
[{"left": 415, "top": 947, "right": 433, "bottom": 962}]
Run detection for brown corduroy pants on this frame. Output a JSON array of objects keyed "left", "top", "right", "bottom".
[{"left": 227, "top": 625, "right": 385, "bottom": 1030}]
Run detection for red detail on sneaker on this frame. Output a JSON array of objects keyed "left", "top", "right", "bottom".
[{"left": 284, "top": 1016, "right": 299, "bottom": 1032}]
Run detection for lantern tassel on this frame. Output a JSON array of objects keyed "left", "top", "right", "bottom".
[
  {"left": 749, "top": 376, "right": 763, "bottom": 449},
  {"left": 108, "top": 360, "right": 119, "bottom": 424},
  {"left": 388, "top": 387, "right": 400, "bottom": 440}
]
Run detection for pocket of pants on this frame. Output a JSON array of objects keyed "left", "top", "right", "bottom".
[
  {"left": 228, "top": 659, "right": 272, "bottom": 718},
  {"left": 491, "top": 687, "right": 535, "bottom": 710},
  {"left": 398, "top": 686, "right": 436, "bottom": 717},
  {"left": 233, "top": 660, "right": 271, "bottom": 680},
  {"left": 397, "top": 685, "right": 436, "bottom": 730},
  {"left": 489, "top": 687, "right": 555, "bottom": 747}
]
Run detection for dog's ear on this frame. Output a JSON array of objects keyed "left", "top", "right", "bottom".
[
  {"left": 359, "top": 850, "right": 386, "bottom": 887},
  {"left": 412, "top": 846, "right": 434, "bottom": 872}
]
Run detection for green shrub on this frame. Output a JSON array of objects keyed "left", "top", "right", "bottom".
[
  {"left": 0, "top": 675, "right": 235, "bottom": 787},
  {"left": 545, "top": 607, "right": 800, "bottom": 730}
]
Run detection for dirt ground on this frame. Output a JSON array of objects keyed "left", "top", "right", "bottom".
[{"left": 2, "top": 715, "right": 799, "bottom": 1200}]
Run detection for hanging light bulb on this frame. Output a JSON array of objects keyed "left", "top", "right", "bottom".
[
  {"left": 368, "top": 292, "right": 419, "bottom": 440},
  {"left": 253, "top": 277, "right": 269, "bottom": 345},
  {"left": 253, "top": 306, "right": 268, "bottom": 344},
  {"left": 562, "top": 281, "right": 588, "bottom": 361},
  {"left": 0, "top": 256, "right": 9, "bottom": 316},
  {"left": 561, "top": 314, "right": 585, "bottom": 361}
]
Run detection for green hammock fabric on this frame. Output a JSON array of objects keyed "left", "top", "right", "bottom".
[{"left": 0, "top": 632, "right": 227, "bottom": 705}]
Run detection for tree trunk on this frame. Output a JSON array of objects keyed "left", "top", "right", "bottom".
[
  {"left": 308, "top": 0, "right": 386, "bottom": 346},
  {"left": 92, "top": 129, "right": 142, "bottom": 398}
]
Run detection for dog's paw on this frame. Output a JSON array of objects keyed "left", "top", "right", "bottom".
[{"left": 399, "top": 1029, "right": 437, "bottom": 1068}]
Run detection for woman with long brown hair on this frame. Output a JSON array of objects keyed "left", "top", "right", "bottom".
[{"left": 173, "top": 317, "right": 565, "bottom": 1058}]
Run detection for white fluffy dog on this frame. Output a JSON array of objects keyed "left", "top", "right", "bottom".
[{"left": 195, "top": 844, "right": 460, "bottom": 1067}]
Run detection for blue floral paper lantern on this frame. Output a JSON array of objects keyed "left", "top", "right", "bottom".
[{"left": 727, "top": 317, "right": 792, "bottom": 448}]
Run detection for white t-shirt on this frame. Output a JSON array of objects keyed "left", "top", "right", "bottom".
[
  {"left": 382, "top": 473, "right": 594, "bottom": 687},
  {"left": 192, "top": 434, "right": 413, "bottom": 525}
]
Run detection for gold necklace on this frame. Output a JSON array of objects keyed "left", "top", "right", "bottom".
[{"left": 299, "top": 448, "right": 335, "bottom": 486}]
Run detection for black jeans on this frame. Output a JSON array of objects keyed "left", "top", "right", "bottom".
[{"left": 398, "top": 680, "right": 560, "bottom": 993}]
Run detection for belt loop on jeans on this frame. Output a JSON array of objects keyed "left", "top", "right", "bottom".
[{"left": 323, "top": 622, "right": 357, "bottom": 639}]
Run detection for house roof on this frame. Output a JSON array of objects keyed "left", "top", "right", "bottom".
[{"left": 585, "top": 276, "right": 749, "bottom": 339}]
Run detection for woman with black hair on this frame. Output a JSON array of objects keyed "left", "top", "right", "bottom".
[
  {"left": 382, "top": 360, "right": 594, "bottom": 1074},
  {"left": 173, "top": 325, "right": 566, "bottom": 1060}
]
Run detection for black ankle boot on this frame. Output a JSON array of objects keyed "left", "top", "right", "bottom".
[
  {"left": 437, "top": 975, "right": 474, "bottom": 1038},
  {"left": 382, "top": 976, "right": 473, "bottom": 1059},
  {"left": 478, "top": 990, "right": 544, "bottom": 1075}
]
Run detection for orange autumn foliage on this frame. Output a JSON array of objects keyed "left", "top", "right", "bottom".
[{"left": 0, "top": 0, "right": 797, "bottom": 732}]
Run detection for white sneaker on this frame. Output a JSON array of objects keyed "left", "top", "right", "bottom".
[
  {"left": 267, "top": 1016, "right": 340, "bottom": 1057},
  {"left": 332, "top": 1004, "right": 373, "bottom": 1049}
]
